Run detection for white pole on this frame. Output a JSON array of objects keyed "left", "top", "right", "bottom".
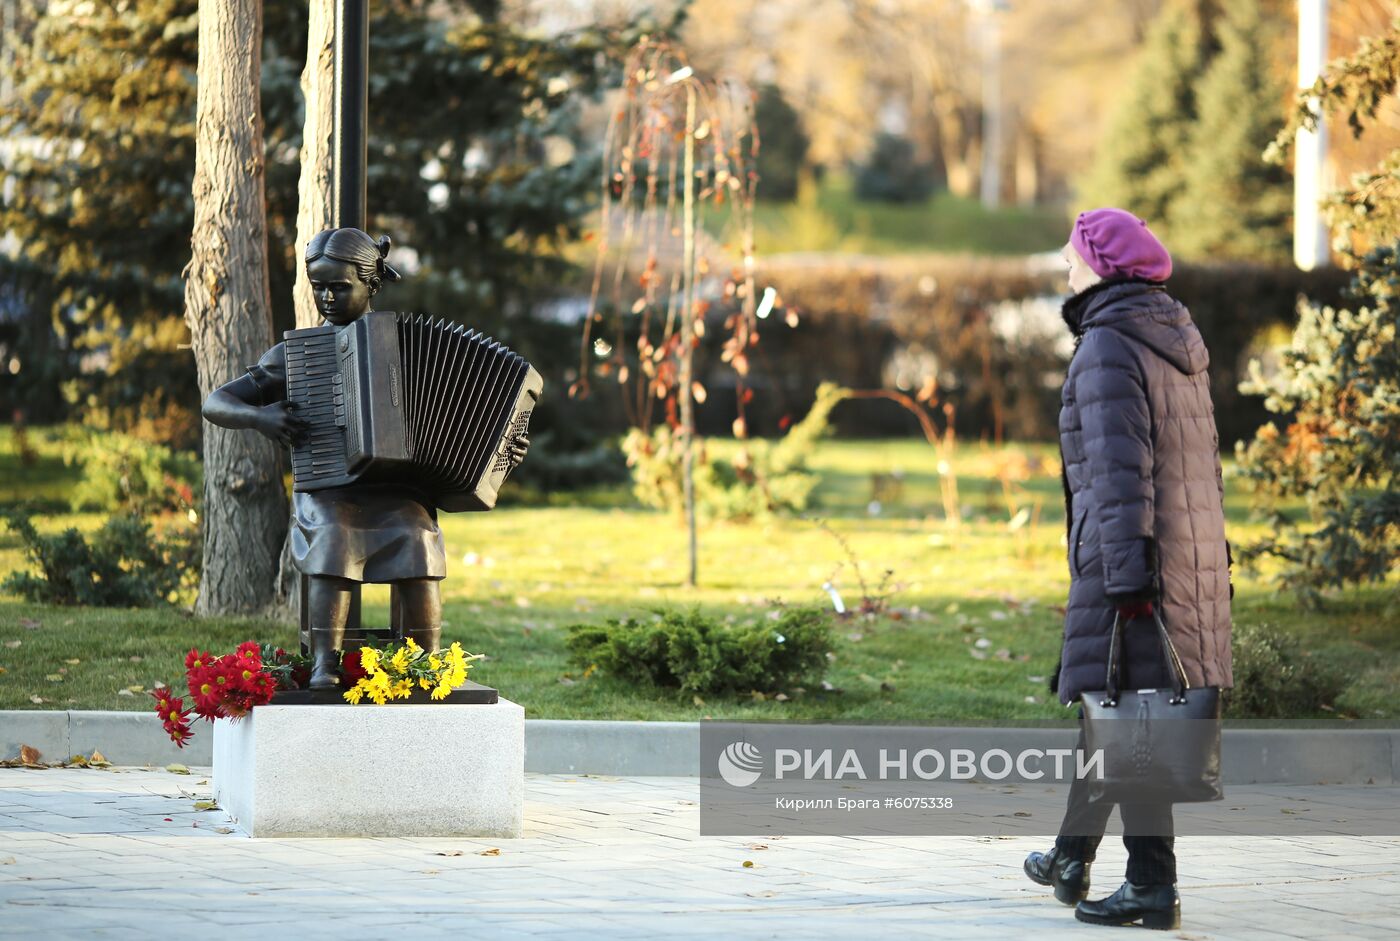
[
  {"left": 979, "top": 6, "right": 1003, "bottom": 209},
  {"left": 1294, "top": 0, "right": 1329, "bottom": 270}
]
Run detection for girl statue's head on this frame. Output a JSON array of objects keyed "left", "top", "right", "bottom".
[{"left": 304, "top": 227, "right": 402, "bottom": 325}]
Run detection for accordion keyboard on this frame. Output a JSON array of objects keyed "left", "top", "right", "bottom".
[{"left": 285, "top": 328, "right": 351, "bottom": 486}]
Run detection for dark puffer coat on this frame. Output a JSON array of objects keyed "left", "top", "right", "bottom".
[{"left": 1052, "top": 280, "right": 1233, "bottom": 705}]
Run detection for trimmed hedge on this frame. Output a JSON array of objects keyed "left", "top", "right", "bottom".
[{"left": 713, "top": 255, "right": 1351, "bottom": 446}]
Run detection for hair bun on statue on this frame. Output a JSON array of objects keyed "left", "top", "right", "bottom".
[{"left": 376, "top": 234, "right": 402, "bottom": 283}]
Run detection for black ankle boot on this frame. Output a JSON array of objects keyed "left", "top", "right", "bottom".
[
  {"left": 308, "top": 630, "right": 341, "bottom": 689},
  {"left": 1075, "top": 882, "right": 1180, "bottom": 930},
  {"left": 1023, "top": 848, "right": 1090, "bottom": 905}
]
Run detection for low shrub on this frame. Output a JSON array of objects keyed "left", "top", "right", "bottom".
[
  {"left": 1, "top": 510, "right": 200, "bottom": 607},
  {"left": 59, "top": 429, "right": 201, "bottom": 515},
  {"left": 1225, "top": 621, "right": 1348, "bottom": 718},
  {"left": 564, "top": 606, "right": 835, "bottom": 697},
  {"left": 621, "top": 382, "right": 847, "bottom": 522}
]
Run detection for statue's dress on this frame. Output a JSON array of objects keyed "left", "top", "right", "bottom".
[{"left": 245, "top": 341, "right": 447, "bottom": 583}]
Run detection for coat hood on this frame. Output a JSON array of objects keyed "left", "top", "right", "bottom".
[{"left": 1062, "top": 280, "right": 1209, "bottom": 376}]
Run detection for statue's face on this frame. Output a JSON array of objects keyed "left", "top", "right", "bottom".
[{"left": 308, "top": 256, "right": 371, "bottom": 325}]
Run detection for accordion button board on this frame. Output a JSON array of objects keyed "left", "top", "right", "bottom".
[{"left": 284, "top": 311, "right": 542, "bottom": 511}]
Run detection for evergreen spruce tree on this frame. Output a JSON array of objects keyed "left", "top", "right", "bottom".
[
  {"left": 1080, "top": 0, "right": 1215, "bottom": 227},
  {"left": 1170, "top": 0, "right": 1291, "bottom": 262},
  {"left": 0, "top": 0, "right": 202, "bottom": 436},
  {"left": 1236, "top": 25, "right": 1400, "bottom": 605}
]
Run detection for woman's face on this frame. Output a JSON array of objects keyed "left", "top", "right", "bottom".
[
  {"left": 307, "top": 256, "right": 371, "bottom": 325},
  {"left": 1062, "top": 243, "right": 1101, "bottom": 295}
]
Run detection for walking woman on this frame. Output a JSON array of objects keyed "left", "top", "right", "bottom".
[{"left": 1023, "top": 208, "right": 1233, "bottom": 929}]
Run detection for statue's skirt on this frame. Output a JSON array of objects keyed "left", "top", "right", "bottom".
[{"left": 291, "top": 485, "right": 447, "bottom": 583}]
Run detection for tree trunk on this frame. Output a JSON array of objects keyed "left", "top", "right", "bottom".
[
  {"left": 184, "top": 0, "right": 285, "bottom": 615},
  {"left": 274, "top": 0, "right": 337, "bottom": 614}
]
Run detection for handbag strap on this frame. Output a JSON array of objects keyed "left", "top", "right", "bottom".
[{"left": 1102, "top": 605, "right": 1191, "bottom": 706}]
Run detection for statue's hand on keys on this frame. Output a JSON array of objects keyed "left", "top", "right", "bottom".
[{"left": 507, "top": 433, "right": 530, "bottom": 469}]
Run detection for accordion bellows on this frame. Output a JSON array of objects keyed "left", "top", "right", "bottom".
[{"left": 284, "top": 312, "right": 542, "bottom": 511}]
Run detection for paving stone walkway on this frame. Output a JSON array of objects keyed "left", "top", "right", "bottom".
[{"left": 2, "top": 768, "right": 1397, "bottom": 939}]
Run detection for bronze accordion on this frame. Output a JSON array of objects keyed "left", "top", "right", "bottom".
[{"left": 284, "top": 312, "right": 541, "bottom": 511}]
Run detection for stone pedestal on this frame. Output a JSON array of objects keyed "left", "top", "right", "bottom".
[{"left": 213, "top": 700, "right": 524, "bottom": 837}]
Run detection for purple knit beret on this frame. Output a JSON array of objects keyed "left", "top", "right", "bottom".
[{"left": 1070, "top": 208, "right": 1173, "bottom": 283}]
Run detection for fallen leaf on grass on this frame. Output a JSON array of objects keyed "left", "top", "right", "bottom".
[
  {"left": 63, "top": 658, "right": 80, "bottom": 665},
  {"left": 44, "top": 674, "right": 63, "bottom": 682},
  {"left": 3, "top": 640, "right": 21, "bottom": 649},
  {"left": 478, "top": 848, "right": 501, "bottom": 856},
  {"left": 116, "top": 689, "right": 135, "bottom": 697},
  {"left": 165, "top": 764, "right": 190, "bottom": 775},
  {"left": 20, "top": 618, "right": 40, "bottom": 630},
  {"left": 28, "top": 696, "right": 43, "bottom": 705}
]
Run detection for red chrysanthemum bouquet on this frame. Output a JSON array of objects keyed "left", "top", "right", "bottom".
[{"left": 154, "top": 642, "right": 314, "bottom": 747}]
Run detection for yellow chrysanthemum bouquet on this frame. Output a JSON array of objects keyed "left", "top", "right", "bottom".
[{"left": 342, "top": 638, "right": 482, "bottom": 705}]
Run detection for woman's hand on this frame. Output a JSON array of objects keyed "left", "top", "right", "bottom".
[
  {"left": 506, "top": 433, "right": 530, "bottom": 469},
  {"left": 254, "top": 401, "right": 309, "bottom": 446}
]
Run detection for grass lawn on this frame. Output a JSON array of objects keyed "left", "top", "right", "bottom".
[
  {"left": 717, "top": 175, "right": 1068, "bottom": 257},
  {"left": 1, "top": 430, "right": 1395, "bottom": 721}
]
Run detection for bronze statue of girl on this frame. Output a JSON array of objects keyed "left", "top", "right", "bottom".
[{"left": 202, "top": 228, "right": 527, "bottom": 688}]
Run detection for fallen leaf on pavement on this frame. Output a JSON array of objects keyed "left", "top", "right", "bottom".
[
  {"left": 165, "top": 764, "right": 190, "bottom": 775},
  {"left": 19, "top": 745, "right": 41, "bottom": 765},
  {"left": 435, "top": 850, "right": 464, "bottom": 857},
  {"left": 194, "top": 800, "right": 218, "bottom": 811},
  {"left": 478, "top": 848, "right": 501, "bottom": 856}
]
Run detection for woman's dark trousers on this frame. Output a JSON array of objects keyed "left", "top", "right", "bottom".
[{"left": 1053, "top": 703, "right": 1176, "bottom": 885}]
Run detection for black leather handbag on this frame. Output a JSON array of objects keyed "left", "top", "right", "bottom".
[{"left": 1080, "top": 607, "right": 1223, "bottom": 804}]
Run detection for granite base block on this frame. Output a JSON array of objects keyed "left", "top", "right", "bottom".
[{"left": 213, "top": 699, "right": 524, "bottom": 837}]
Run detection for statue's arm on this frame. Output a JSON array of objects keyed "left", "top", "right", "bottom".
[
  {"left": 202, "top": 375, "right": 266, "bottom": 430},
  {"left": 201, "top": 344, "right": 307, "bottom": 445}
]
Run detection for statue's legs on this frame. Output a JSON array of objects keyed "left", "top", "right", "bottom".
[
  {"left": 306, "top": 575, "right": 355, "bottom": 688},
  {"left": 394, "top": 578, "right": 442, "bottom": 652}
]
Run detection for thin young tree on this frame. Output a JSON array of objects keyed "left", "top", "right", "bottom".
[
  {"left": 577, "top": 39, "right": 760, "bottom": 587},
  {"left": 183, "top": 0, "right": 287, "bottom": 614}
]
